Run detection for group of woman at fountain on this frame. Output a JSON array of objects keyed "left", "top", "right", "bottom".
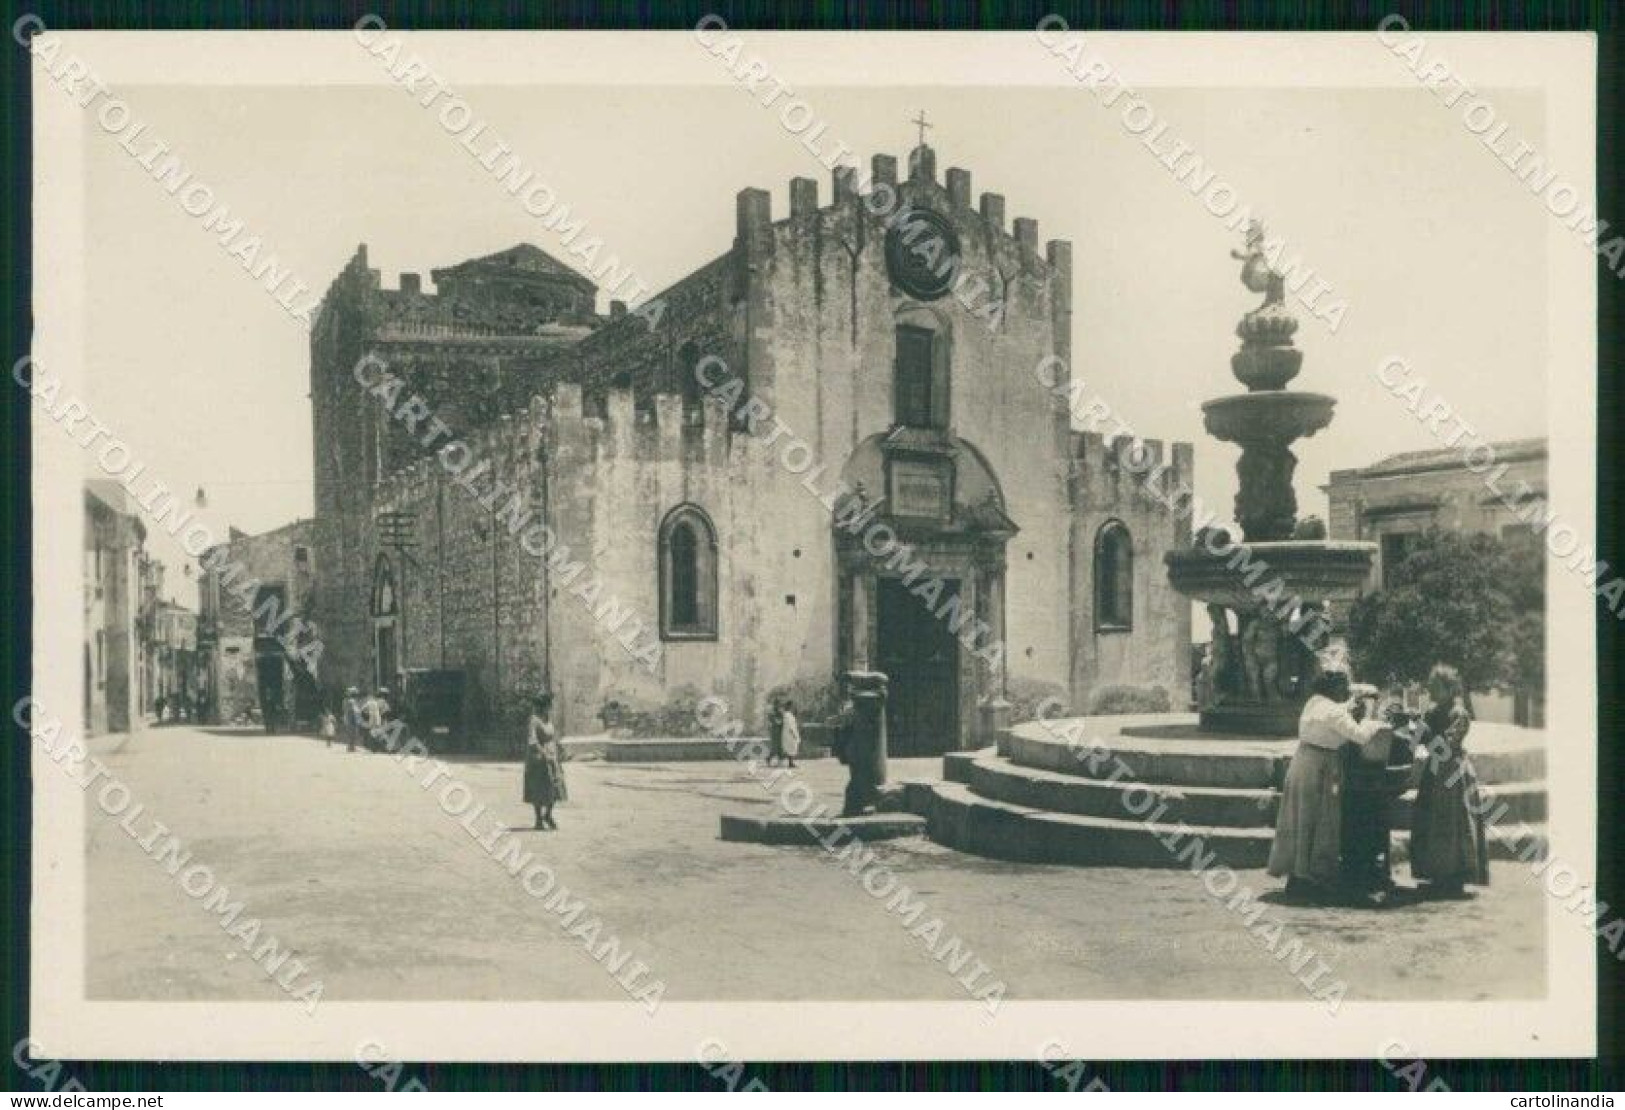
[{"left": 1268, "top": 659, "right": 1491, "bottom": 907}]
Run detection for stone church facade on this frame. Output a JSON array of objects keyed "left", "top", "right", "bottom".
[{"left": 309, "top": 144, "right": 1191, "bottom": 754}]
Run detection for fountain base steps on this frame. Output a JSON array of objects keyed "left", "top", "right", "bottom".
[
  {"left": 911, "top": 715, "right": 1548, "bottom": 868},
  {"left": 921, "top": 781, "right": 1276, "bottom": 868}
]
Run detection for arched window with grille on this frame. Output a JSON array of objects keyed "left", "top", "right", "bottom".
[
  {"left": 1094, "top": 520, "right": 1134, "bottom": 631},
  {"left": 659, "top": 505, "right": 718, "bottom": 640}
]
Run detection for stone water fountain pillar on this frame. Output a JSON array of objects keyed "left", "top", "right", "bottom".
[{"left": 1166, "top": 223, "right": 1376, "bottom": 736}]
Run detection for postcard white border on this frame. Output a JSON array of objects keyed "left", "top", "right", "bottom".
[{"left": 30, "top": 28, "right": 1598, "bottom": 1061}]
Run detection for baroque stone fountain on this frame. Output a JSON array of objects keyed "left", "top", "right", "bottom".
[{"left": 1165, "top": 223, "right": 1376, "bottom": 736}]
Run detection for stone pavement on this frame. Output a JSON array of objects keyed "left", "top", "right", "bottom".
[{"left": 86, "top": 724, "right": 1545, "bottom": 1006}]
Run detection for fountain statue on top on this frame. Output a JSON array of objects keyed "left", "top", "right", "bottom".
[{"left": 1166, "top": 222, "right": 1376, "bottom": 736}]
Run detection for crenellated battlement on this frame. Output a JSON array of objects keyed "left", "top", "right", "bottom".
[
  {"left": 553, "top": 382, "right": 743, "bottom": 469},
  {"left": 1069, "top": 430, "right": 1196, "bottom": 513},
  {"left": 313, "top": 136, "right": 1190, "bottom": 749},
  {"left": 736, "top": 147, "right": 1070, "bottom": 278},
  {"left": 344, "top": 242, "right": 381, "bottom": 289},
  {"left": 374, "top": 378, "right": 744, "bottom": 502}
]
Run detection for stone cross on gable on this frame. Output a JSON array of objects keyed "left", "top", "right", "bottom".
[{"left": 912, "top": 109, "right": 932, "bottom": 147}]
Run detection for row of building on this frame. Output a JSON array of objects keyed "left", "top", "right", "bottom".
[
  {"left": 83, "top": 482, "right": 200, "bottom": 734},
  {"left": 84, "top": 479, "right": 323, "bottom": 735}
]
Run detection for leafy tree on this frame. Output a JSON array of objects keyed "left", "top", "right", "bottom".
[
  {"left": 1347, "top": 529, "right": 1516, "bottom": 696},
  {"left": 1501, "top": 536, "right": 1546, "bottom": 698}
]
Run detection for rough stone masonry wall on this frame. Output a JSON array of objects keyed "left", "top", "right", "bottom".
[
  {"left": 310, "top": 245, "right": 584, "bottom": 712},
  {"left": 309, "top": 247, "right": 388, "bottom": 704},
  {"left": 371, "top": 379, "right": 795, "bottom": 745},
  {"left": 1068, "top": 432, "right": 1194, "bottom": 708},
  {"left": 206, "top": 521, "right": 315, "bottom": 641},
  {"left": 367, "top": 342, "right": 574, "bottom": 479},
  {"left": 372, "top": 399, "right": 550, "bottom": 751},
  {"left": 314, "top": 240, "right": 771, "bottom": 741}
]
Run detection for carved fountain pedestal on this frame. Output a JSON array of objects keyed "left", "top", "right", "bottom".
[
  {"left": 903, "top": 225, "right": 1540, "bottom": 870},
  {"left": 1164, "top": 224, "right": 1375, "bottom": 737}
]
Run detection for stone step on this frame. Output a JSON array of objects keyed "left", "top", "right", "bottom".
[
  {"left": 602, "top": 737, "right": 740, "bottom": 762},
  {"left": 981, "top": 751, "right": 1547, "bottom": 828},
  {"left": 998, "top": 722, "right": 1547, "bottom": 790},
  {"left": 920, "top": 781, "right": 1549, "bottom": 868},
  {"left": 963, "top": 752, "right": 1278, "bottom": 828},
  {"left": 1390, "top": 823, "right": 1549, "bottom": 863},
  {"left": 562, "top": 734, "right": 609, "bottom": 760},
  {"left": 1445, "top": 747, "right": 1546, "bottom": 786},
  {"left": 920, "top": 781, "right": 1274, "bottom": 869},
  {"left": 719, "top": 812, "right": 927, "bottom": 847},
  {"left": 942, "top": 749, "right": 984, "bottom": 784},
  {"left": 1000, "top": 728, "right": 1285, "bottom": 789},
  {"left": 961, "top": 748, "right": 1547, "bottom": 831}
]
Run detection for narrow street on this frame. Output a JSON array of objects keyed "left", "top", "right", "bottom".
[{"left": 86, "top": 724, "right": 1546, "bottom": 1005}]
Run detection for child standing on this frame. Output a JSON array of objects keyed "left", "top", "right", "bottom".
[{"left": 779, "top": 698, "right": 802, "bottom": 770}]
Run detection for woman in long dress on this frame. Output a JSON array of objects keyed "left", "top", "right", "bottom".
[
  {"left": 1410, "top": 664, "right": 1490, "bottom": 898},
  {"left": 766, "top": 697, "right": 785, "bottom": 767},
  {"left": 524, "top": 693, "right": 567, "bottom": 831},
  {"left": 1268, "top": 667, "right": 1388, "bottom": 898}
]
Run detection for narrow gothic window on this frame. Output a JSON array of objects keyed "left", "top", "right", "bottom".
[
  {"left": 660, "top": 505, "right": 718, "bottom": 639},
  {"left": 895, "top": 325, "right": 937, "bottom": 428},
  {"left": 1095, "top": 521, "right": 1134, "bottom": 630},
  {"left": 678, "top": 342, "right": 705, "bottom": 425},
  {"left": 670, "top": 525, "right": 698, "bottom": 626}
]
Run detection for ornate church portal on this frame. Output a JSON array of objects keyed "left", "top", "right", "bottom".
[{"left": 834, "top": 429, "right": 1015, "bottom": 756}]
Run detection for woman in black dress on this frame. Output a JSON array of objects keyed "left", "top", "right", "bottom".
[{"left": 1410, "top": 664, "right": 1490, "bottom": 898}]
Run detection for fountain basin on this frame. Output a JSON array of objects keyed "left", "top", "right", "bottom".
[
  {"left": 1231, "top": 344, "right": 1303, "bottom": 390},
  {"left": 1165, "top": 540, "right": 1376, "bottom": 610},
  {"left": 1202, "top": 391, "right": 1335, "bottom": 445}
]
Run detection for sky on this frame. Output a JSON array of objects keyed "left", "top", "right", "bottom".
[{"left": 85, "top": 82, "right": 1549, "bottom": 603}]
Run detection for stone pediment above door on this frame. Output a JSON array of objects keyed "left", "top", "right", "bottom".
[{"left": 834, "top": 430, "right": 1017, "bottom": 543}]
